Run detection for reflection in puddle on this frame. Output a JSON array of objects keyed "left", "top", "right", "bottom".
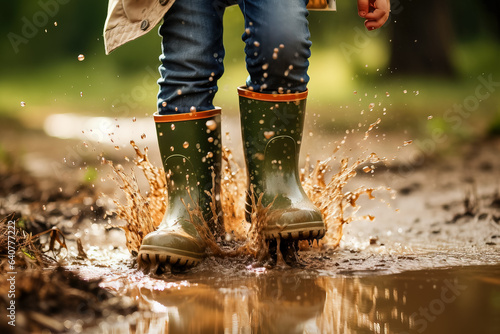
[{"left": 91, "top": 265, "right": 500, "bottom": 334}]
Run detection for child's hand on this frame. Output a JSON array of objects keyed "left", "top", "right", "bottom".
[{"left": 357, "top": 0, "right": 391, "bottom": 30}]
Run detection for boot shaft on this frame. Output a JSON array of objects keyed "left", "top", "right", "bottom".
[
  {"left": 238, "top": 88, "right": 307, "bottom": 198},
  {"left": 155, "top": 109, "right": 223, "bottom": 234}
]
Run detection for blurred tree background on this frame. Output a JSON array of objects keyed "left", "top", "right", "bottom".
[{"left": 0, "top": 0, "right": 499, "bottom": 140}]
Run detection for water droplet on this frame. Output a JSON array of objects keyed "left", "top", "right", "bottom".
[
  {"left": 80, "top": 91, "right": 83, "bottom": 97},
  {"left": 78, "top": 54, "right": 85, "bottom": 61},
  {"left": 159, "top": 132, "right": 163, "bottom": 136},
  {"left": 427, "top": 115, "right": 433, "bottom": 120},
  {"left": 403, "top": 89, "right": 407, "bottom": 94},
  {"left": 83, "top": 142, "right": 88, "bottom": 148},
  {"left": 369, "top": 103, "right": 375, "bottom": 109},
  {"left": 54, "top": 22, "right": 58, "bottom": 27},
  {"left": 190, "top": 106, "right": 196, "bottom": 112},
  {"left": 177, "top": 89, "right": 182, "bottom": 95},
  {"left": 259, "top": 119, "right": 264, "bottom": 124},
  {"left": 206, "top": 152, "right": 213, "bottom": 158},
  {"left": 162, "top": 101, "right": 167, "bottom": 107},
  {"left": 363, "top": 166, "right": 372, "bottom": 173},
  {"left": 170, "top": 146, "right": 174, "bottom": 151},
  {"left": 253, "top": 41, "right": 260, "bottom": 47},
  {"left": 132, "top": 117, "right": 136, "bottom": 122},
  {"left": 254, "top": 153, "right": 264, "bottom": 160},
  {"left": 141, "top": 133, "right": 146, "bottom": 139},
  {"left": 206, "top": 120, "right": 217, "bottom": 131},
  {"left": 353, "top": 91, "right": 357, "bottom": 95},
  {"left": 263, "top": 131, "right": 275, "bottom": 139},
  {"left": 114, "top": 145, "right": 120, "bottom": 150},
  {"left": 262, "top": 63, "right": 269, "bottom": 70},
  {"left": 272, "top": 52, "right": 278, "bottom": 60},
  {"left": 309, "top": 131, "right": 313, "bottom": 137},
  {"left": 20, "top": 101, "right": 26, "bottom": 107},
  {"left": 183, "top": 141, "right": 189, "bottom": 148},
  {"left": 403, "top": 140, "right": 413, "bottom": 146},
  {"left": 208, "top": 137, "right": 214, "bottom": 143},
  {"left": 385, "top": 91, "right": 390, "bottom": 97},
  {"left": 245, "top": 28, "right": 251, "bottom": 35}
]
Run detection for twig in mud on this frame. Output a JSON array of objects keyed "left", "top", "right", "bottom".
[
  {"left": 32, "top": 226, "right": 68, "bottom": 258},
  {"left": 0, "top": 215, "right": 66, "bottom": 269},
  {"left": 76, "top": 238, "right": 88, "bottom": 259},
  {"left": 463, "top": 183, "right": 479, "bottom": 216}
]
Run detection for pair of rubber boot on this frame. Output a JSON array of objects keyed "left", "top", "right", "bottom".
[{"left": 138, "top": 87, "right": 325, "bottom": 268}]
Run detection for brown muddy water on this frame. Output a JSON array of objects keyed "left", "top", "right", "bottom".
[
  {"left": 2, "top": 115, "right": 500, "bottom": 333},
  {"left": 82, "top": 264, "right": 500, "bottom": 334}
]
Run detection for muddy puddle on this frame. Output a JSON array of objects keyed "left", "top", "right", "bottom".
[{"left": 82, "top": 264, "right": 500, "bottom": 334}]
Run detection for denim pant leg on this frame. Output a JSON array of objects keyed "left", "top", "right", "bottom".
[
  {"left": 157, "top": 0, "right": 226, "bottom": 115},
  {"left": 238, "top": 0, "right": 311, "bottom": 93}
]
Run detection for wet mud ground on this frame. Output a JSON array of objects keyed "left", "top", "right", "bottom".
[{"left": 1, "top": 116, "right": 500, "bottom": 333}]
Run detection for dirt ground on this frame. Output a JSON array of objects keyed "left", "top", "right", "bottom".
[{"left": 1, "top": 116, "right": 499, "bottom": 333}]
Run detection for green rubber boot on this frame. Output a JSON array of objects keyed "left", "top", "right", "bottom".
[
  {"left": 138, "top": 109, "right": 223, "bottom": 268},
  {"left": 238, "top": 87, "right": 325, "bottom": 240}
]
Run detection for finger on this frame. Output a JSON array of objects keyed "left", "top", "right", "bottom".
[
  {"left": 357, "top": 0, "right": 370, "bottom": 17},
  {"left": 364, "top": 8, "right": 389, "bottom": 21},
  {"left": 364, "top": 15, "right": 389, "bottom": 30}
]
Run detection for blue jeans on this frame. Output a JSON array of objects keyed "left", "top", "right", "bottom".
[{"left": 157, "top": 0, "right": 312, "bottom": 114}]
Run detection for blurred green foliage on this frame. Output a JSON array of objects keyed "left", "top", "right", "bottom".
[{"left": 0, "top": 0, "right": 499, "bottom": 141}]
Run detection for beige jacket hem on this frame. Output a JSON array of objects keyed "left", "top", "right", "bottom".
[{"left": 103, "top": 0, "right": 176, "bottom": 54}]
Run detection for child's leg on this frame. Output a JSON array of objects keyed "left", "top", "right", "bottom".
[
  {"left": 157, "top": 0, "right": 227, "bottom": 114},
  {"left": 238, "top": 0, "right": 312, "bottom": 93},
  {"left": 236, "top": 0, "right": 325, "bottom": 242}
]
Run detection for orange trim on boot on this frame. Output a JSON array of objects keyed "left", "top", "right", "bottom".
[
  {"left": 154, "top": 108, "right": 221, "bottom": 123},
  {"left": 237, "top": 86, "right": 308, "bottom": 102}
]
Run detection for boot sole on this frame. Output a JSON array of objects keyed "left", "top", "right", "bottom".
[
  {"left": 138, "top": 245, "right": 204, "bottom": 268},
  {"left": 264, "top": 221, "right": 325, "bottom": 241}
]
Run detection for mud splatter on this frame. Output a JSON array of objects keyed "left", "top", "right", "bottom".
[{"left": 107, "top": 120, "right": 392, "bottom": 259}]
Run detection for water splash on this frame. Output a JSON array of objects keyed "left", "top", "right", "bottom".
[
  {"left": 104, "top": 141, "right": 166, "bottom": 256},
  {"left": 107, "top": 121, "right": 391, "bottom": 259}
]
